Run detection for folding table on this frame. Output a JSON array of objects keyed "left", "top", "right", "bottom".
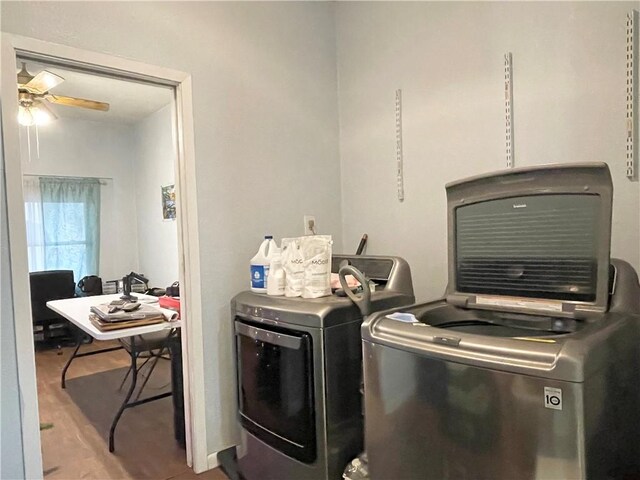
[{"left": 47, "top": 293, "right": 181, "bottom": 452}]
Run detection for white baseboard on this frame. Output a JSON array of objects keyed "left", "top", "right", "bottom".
[{"left": 207, "top": 452, "right": 221, "bottom": 470}]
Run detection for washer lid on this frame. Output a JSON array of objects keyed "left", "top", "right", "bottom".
[{"left": 445, "top": 163, "right": 613, "bottom": 316}]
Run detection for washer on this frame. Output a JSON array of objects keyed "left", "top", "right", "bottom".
[
  {"left": 231, "top": 254, "right": 414, "bottom": 480},
  {"left": 362, "top": 163, "right": 640, "bottom": 479}
]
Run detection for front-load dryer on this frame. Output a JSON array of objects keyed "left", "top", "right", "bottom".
[{"left": 232, "top": 254, "right": 415, "bottom": 480}]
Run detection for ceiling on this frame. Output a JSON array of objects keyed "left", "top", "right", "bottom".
[{"left": 17, "top": 60, "right": 173, "bottom": 124}]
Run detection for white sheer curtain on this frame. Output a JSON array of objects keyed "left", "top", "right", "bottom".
[{"left": 23, "top": 177, "right": 46, "bottom": 272}]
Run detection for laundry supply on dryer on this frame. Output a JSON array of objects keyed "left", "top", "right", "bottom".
[
  {"left": 250, "top": 235, "right": 278, "bottom": 293},
  {"left": 330, "top": 272, "right": 360, "bottom": 289},
  {"left": 280, "top": 235, "right": 334, "bottom": 298},
  {"left": 301, "top": 235, "right": 332, "bottom": 298},
  {"left": 266, "top": 253, "right": 285, "bottom": 296},
  {"left": 281, "top": 237, "right": 305, "bottom": 296}
]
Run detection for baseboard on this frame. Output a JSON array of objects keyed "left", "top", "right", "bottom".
[
  {"left": 204, "top": 445, "right": 239, "bottom": 480},
  {"left": 207, "top": 452, "right": 220, "bottom": 470}
]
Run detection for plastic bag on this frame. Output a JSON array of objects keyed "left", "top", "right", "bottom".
[
  {"left": 301, "top": 235, "right": 332, "bottom": 298},
  {"left": 281, "top": 237, "right": 304, "bottom": 297}
]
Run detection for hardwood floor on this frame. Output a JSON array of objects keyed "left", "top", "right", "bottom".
[{"left": 35, "top": 340, "right": 228, "bottom": 480}]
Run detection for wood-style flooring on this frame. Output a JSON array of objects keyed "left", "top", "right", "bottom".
[{"left": 36, "top": 340, "right": 228, "bottom": 480}]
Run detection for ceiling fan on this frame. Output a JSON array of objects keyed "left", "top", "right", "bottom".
[{"left": 17, "top": 62, "right": 110, "bottom": 126}]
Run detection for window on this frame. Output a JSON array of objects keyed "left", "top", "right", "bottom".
[{"left": 24, "top": 176, "right": 101, "bottom": 282}]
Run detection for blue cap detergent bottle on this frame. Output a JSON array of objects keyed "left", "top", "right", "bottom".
[{"left": 250, "top": 236, "right": 278, "bottom": 293}]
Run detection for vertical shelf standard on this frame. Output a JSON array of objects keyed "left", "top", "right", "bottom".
[{"left": 504, "top": 53, "right": 514, "bottom": 169}]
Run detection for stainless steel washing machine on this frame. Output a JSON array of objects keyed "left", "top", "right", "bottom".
[
  {"left": 231, "top": 254, "right": 415, "bottom": 480},
  {"left": 362, "top": 163, "right": 640, "bottom": 479}
]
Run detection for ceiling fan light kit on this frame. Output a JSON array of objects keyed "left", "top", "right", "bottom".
[
  {"left": 16, "top": 62, "right": 110, "bottom": 126},
  {"left": 18, "top": 102, "right": 56, "bottom": 127},
  {"left": 17, "top": 104, "right": 35, "bottom": 127}
]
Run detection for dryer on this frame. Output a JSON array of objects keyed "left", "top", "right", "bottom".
[
  {"left": 232, "top": 254, "right": 414, "bottom": 480},
  {"left": 362, "top": 163, "right": 640, "bottom": 479}
]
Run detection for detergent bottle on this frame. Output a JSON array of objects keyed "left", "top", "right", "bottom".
[
  {"left": 267, "top": 251, "right": 285, "bottom": 296},
  {"left": 250, "top": 236, "right": 278, "bottom": 293}
]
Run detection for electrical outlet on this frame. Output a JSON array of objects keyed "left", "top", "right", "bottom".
[{"left": 304, "top": 215, "right": 316, "bottom": 235}]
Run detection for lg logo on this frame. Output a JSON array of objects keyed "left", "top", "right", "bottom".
[
  {"left": 544, "top": 387, "right": 563, "bottom": 410},
  {"left": 546, "top": 395, "right": 561, "bottom": 406}
]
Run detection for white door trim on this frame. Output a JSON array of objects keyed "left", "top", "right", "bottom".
[
  {"left": 0, "top": 33, "right": 209, "bottom": 476},
  {"left": 1, "top": 33, "right": 42, "bottom": 480}
]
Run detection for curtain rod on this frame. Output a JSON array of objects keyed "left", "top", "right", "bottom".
[{"left": 22, "top": 174, "right": 111, "bottom": 185}]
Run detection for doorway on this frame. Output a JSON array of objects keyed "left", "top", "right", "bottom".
[
  {"left": 1, "top": 34, "right": 210, "bottom": 478},
  {"left": 22, "top": 57, "right": 188, "bottom": 478}
]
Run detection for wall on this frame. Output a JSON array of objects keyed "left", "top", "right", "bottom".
[
  {"left": 1, "top": 0, "right": 342, "bottom": 463},
  {"left": 336, "top": 2, "right": 640, "bottom": 301},
  {"left": 20, "top": 118, "right": 140, "bottom": 281},
  {"left": 132, "top": 103, "right": 179, "bottom": 288},
  {"left": 0, "top": 121, "right": 25, "bottom": 480}
]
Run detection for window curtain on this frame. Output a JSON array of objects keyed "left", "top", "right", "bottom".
[
  {"left": 24, "top": 176, "right": 101, "bottom": 281},
  {"left": 23, "top": 177, "right": 46, "bottom": 272}
]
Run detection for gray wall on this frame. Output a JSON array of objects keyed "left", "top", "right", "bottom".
[
  {"left": 1, "top": 119, "right": 25, "bottom": 479},
  {"left": 336, "top": 1, "right": 640, "bottom": 301},
  {"left": 1, "top": 0, "right": 342, "bottom": 463},
  {"left": 133, "top": 103, "right": 179, "bottom": 288}
]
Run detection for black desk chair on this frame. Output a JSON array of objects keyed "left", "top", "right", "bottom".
[
  {"left": 29, "top": 270, "right": 77, "bottom": 348},
  {"left": 117, "top": 331, "right": 172, "bottom": 399}
]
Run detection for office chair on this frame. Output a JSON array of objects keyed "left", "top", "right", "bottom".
[
  {"left": 29, "top": 270, "right": 77, "bottom": 348},
  {"left": 117, "top": 331, "right": 174, "bottom": 400}
]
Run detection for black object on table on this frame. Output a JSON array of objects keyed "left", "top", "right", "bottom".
[{"left": 121, "top": 271, "right": 149, "bottom": 302}]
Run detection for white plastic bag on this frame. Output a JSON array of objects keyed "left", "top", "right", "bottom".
[
  {"left": 301, "top": 235, "right": 332, "bottom": 298},
  {"left": 281, "top": 237, "right": 304, "bottom": 297}
]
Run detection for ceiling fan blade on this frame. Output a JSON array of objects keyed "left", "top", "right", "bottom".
[
  {"left": 46, "top": 95, "right": 110, "bottom": 112},
  {"left": 23, "top": 70, "right": 64, "bottom": 94}
]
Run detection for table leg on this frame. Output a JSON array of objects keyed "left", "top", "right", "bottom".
[
  {"left": 107, "top": 333, "right": 176, "bottom": 453},
  {"left": 61, "top": 340, "right": 83, "bottom": 389},
  {"left": 61, "top": 335, "right": 124, "bottom": 389},
  {"left": 109, "top": 338, "right": 138, "bottom": 453}
]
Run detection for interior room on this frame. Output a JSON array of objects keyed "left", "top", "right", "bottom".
[
  {"left": 19, "top": 62, "right": 178, "bottom": 287},
  {"left": 1, "top": 2, "right": 639, "bottom": 480}
]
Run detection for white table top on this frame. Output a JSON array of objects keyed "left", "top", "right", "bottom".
[{"left": 47, "top": 293, "right": 181, "bottom": 341}]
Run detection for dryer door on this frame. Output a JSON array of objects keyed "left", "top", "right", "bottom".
[{"left": 235, "top": 319, "right": 316, "bottom": 463}]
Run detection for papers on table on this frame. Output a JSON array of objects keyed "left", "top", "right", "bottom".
[
  {"left": 90, "top": 304, "right": 164, "bottom": 323},
  {"left": 89, "top": 315, "right": 165, "bottom": 331},
  {"left": 89, "top": 303, "right": 178, "bottom": 331}
]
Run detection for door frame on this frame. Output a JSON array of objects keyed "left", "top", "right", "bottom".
[{"left": 0, "top": 33, "right": 210, "bottom": 477}]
